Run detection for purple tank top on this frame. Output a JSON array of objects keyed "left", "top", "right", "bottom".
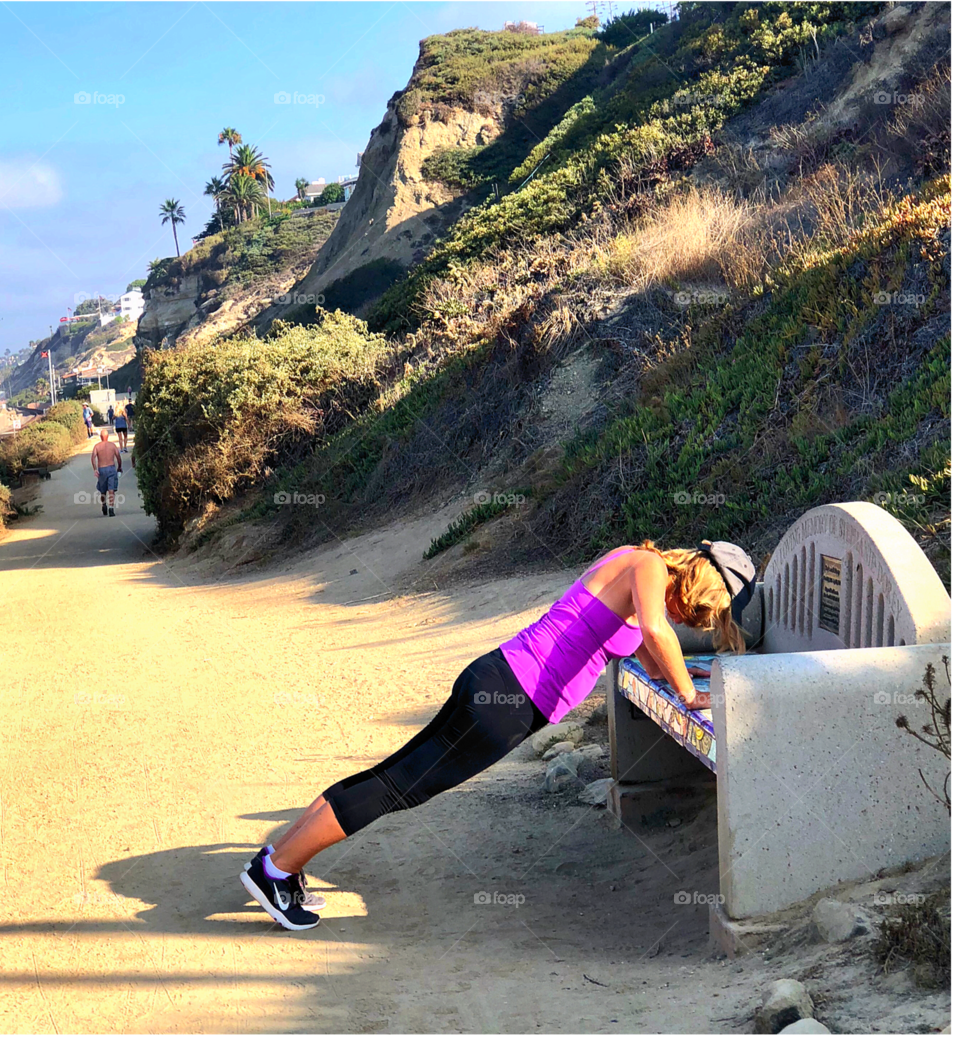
[{"left": 499, "top": 547, "right": 644, "bottom": 723}]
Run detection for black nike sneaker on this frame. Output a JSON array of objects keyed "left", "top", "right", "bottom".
[
  {"left": 240, "top": 855, "right": 320, "bottom": 930},
  {"left": 244, "top": 847, "right": 325, "bottom": 908},
  {"left": 108, "top": 508, "right": 115, "bottom": 517},
  {"left": 102, "top": 503, "right": 108, "bottom": 515}
]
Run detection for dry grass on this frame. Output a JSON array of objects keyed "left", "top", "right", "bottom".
[
  {"left": 588, "top": 184, "right": 796, "bottom": 296},
  {"left": 790, "top": 161, "right": 897, "bottom": 254},
  {"left": 885, "top": 63, "right": 951, "bottom": 176}
]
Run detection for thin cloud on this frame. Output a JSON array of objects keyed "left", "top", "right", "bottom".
[{"left": 0, "top": 157, "right": 64, "bottom": 209}]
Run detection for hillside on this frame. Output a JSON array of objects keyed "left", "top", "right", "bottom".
[
  {"left": 6, "top": 315, "right": 136, "bottom": 400},
  {"left": 136, "top": 1, "right": 950, "bottom": 592},
  {"left": 266, "top": 23, "right": 615, "bottom": 321},
  {"left": 136, "top": 206, "right": 338, "bottom": 352}
]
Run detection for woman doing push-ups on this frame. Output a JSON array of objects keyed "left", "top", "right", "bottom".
[{"left": 241, "top": 539, "right": 756, "bottom": 929}]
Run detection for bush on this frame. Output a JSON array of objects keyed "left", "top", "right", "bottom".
[
  {"left": 318, "top": 183, "right": 345, "bottom": 205},
  {"left": 0, "top": 420, "right": 74, "bottom": 480},
  {"left": 597, "top": 7, "right": 667, "bottom": 48},
  {"left": 135, "top": 311, "right": 394, "bottom": 540},
  {"left": 0, "top": 481, "right": 13, "bottom": 532},
  {"left": 0, "top": 400, "right": 86, "bottom": 481},
  {"left": 43, "top": 400, "right": 86, "bottom": 436}
]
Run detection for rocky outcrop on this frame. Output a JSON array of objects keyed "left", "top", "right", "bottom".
[
  {"left": 136, "top": 273, "right": 205, "bottom": 351},
  {"left": 269, "top": 81, "right": 506, "bottom": 320},
  {"left": 136, "top": 208, "right": 338, "bottom": 352}
]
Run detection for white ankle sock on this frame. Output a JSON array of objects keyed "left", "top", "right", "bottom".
[
  {"left": 263, "top": 854, "right": 291, "bottom": 881},
  {"left": 266, "top": 844, "right": 276, "bottom": 854}
]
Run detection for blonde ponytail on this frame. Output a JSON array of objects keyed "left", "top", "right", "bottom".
[{"left": 637, "top": 539, "right": 746, "bottom": 654}]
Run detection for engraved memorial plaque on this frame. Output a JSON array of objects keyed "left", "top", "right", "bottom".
[{"left": 818, "top": 554, "right": 842, "bottom": 635}]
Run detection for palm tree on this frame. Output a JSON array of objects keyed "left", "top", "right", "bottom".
[
  {"left": 295, "top": 177, "right": 309, "bottom": 201},
  {"left": 218, "top": 127, "right": 242, "bottom": 161},
  {"left": 159, "top": 199, "right": 186, "bottom": 256},
  {"left": 226, "top": 174, "right": 264, "bottom": 222},
  {"left": 224, "top": 143, "right": 275, "bottom": 216},
  {"left": 204, "top": 176, "right": 228, "bottom": 232}
]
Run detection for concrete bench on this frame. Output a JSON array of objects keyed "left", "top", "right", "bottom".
[{"left": 606, "top": 502, "right": 951, "bottom": 929}]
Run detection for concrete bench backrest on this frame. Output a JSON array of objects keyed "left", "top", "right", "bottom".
[{"left": 763, "top": 502, "right": 950, "bottom": 653}]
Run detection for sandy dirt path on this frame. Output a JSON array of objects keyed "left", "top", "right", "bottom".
[{"left": 0, "top": 438, "right": 835, "bottom": 1034}]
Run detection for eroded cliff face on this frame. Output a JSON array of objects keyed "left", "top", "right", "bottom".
[
  {"left": 136, "top": 208, "right": 338, "bottom": 352},
  {"left": 275, "top": 94, "right": 504, "bottom": 312}
]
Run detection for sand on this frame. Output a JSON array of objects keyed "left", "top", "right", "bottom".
[{"left": 0, "top": 439, "right": 948, "bottom": 1033}]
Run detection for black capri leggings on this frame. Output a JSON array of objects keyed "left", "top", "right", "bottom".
[{"left": 323, "top": 648, "right": 549, "bottom": 836}]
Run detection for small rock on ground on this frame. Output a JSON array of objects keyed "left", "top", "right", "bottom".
[
  {"left": 530, "top": 722, "right": 584, "bottom": 757},
  {"left": 579, "top": 778, "right": 614, "bottom": 805},
  {"left": 779, "top": 1021, "right": 830, "bottom": 1035},
  {"left": 813, "top": 897, "right": 869, "bottom": 942},
  {"left": 756, "top": 979, "right": 815, "bottom": 1034},
  {"left": 542, "top": 741, "right": 576, "bottom": 761},
  {"left": 544, "top": 759, "right": 579, "bottom": 793}
]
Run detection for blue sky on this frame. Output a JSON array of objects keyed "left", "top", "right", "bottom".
[{"left": 0, "top": 1, "right": 590, "bottom": 354}]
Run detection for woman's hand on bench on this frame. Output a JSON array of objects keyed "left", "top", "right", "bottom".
[{"left": 680, "top": 688, "right": 711, "bottom": 711}]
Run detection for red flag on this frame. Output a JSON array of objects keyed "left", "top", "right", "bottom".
[{"left": 40, "top": 351, "right": 49, "bottom": 358}]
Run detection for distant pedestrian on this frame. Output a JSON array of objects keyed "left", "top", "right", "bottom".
[
  {"left": 91, "top": 429, "right": 122, "bottom": 517},
  {"left": 107, "top": 404, "right": 115, "bottom": 427},
  {"left": 114, "top": 408, "right": 128, "bottom": 452},
  {"left": 82, "top": 403, "right": 94, "bottom": 438},
  {"left": 124, "top": 399, "right": 135, "bottom": 435}
]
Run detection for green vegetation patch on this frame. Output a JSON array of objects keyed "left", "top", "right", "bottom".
[{"left": 135, "top": 311, "right": 392, "bottom": 540}]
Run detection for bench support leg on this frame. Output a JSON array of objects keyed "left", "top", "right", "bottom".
[{"left": 605, "top": 659, "right": 714, "bottom": 828}]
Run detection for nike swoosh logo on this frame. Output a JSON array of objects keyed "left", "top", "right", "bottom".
[{"left": 273, "top": 883, "right": 291, "bottom": 910}]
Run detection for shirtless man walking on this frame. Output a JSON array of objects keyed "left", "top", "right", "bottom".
[{"left": 91, "top": 429, "right": 122, "bottom": 517}]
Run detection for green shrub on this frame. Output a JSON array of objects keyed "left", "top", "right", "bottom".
[
  {"left": 0, "top": 481, "right": 13, "bottom": 531},
  {"left": 135, "top": 310, "right": 394, "bottom": 540},
  {"left": 597, "top": 7, "right": 667, "bottom": 48},
  {"left": 0, "top": 420, "right": 74, "bottom": 480},
  {"left": 317, "top": 182, "right": 345, "bottom": 205},
  {"left": 424, "top": 490, "right": 531, "bottom": 558},
  {"left": 43, "top": 400, "right": 86, "bottom": 437}
]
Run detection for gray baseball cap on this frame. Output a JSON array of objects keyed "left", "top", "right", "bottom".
[{"left": 698, "top": 540, "right": 756, "bottom": 625}]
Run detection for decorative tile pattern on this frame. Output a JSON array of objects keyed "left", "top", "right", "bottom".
[{"left": 617, "top": 654, "right": 717, "bottom": 773}]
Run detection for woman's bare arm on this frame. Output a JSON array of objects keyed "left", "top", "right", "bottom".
[
  {"left": 629, "top": 553, "right": 698, "bottom": 707},
  {"left": 633, "top": 641, "right": 663, "bottom": 679}
]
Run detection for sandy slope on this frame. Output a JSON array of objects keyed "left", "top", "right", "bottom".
[{"left": 0, "top": 439, "right": 948, "bottom": 1034}]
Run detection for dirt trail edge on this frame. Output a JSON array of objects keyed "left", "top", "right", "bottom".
[{"left": 0, "top": 443, "right": 947, "bottom": 1033}]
